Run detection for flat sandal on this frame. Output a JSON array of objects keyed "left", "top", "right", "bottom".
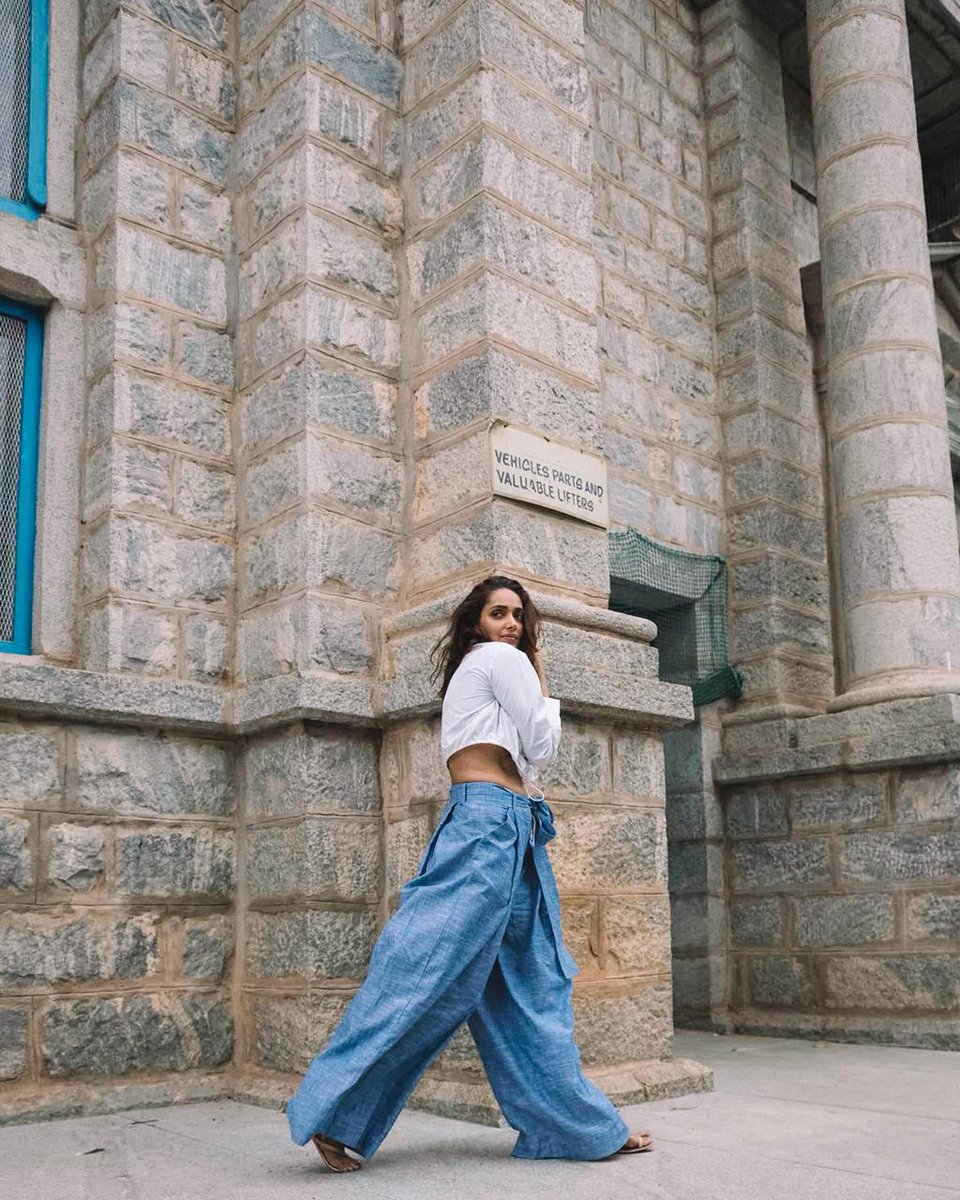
[
  {"left": 616, "top": 1131, "right": 654, "bottom": 1154},
  {"left": 312, "top": 1134, "right": 362, "bottom": 1172}
]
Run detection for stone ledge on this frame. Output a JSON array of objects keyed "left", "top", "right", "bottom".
[
  {"left": 591, "top": 1056, "right": 714, "bottom": 1105},
  {"left": 406, "top": 1055, "right": 713, "bottom": 1126},
  {"left": 555, "top": 675, "right": 693, "bottom": 729},
  {"left": 384, "top": 588, "right": 658, "bottom": 644},
  {"left": 732, "top": 1009, "right": 960, "bottom": 1052},
  {"left": 227, "top": 1067, "right": 294, "bottom": 1112},
  {"left": 0, "top": 1054, "right": 714, "bottom": 1128},
  {"left": 230, "top": 674, "right": 378, "bottom": 733},
  {"left": 408, "top": 1075, "right": 504, "bottom": 1127},
  {"left": 0, "top": 588, "right": 690, "bottom": 735},
  {"left": 0, "top": 662, "right": 226, "bottom": 732},
  {"left": 716, "top": 693, "right": 960, "bottom": 784},
  {"left": 0, "top": 1071, "right": 230, "bottom": 1127}
]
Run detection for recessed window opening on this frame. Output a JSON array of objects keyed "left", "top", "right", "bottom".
[
  {"left": 0, "top": 296, "right": 43, "bottom": 653},
  {"left": 609, "top": 528, "right": 743, "bottom": 706},
  {"left": 0, "top": 0, "right": 47, "bottom": 218}
]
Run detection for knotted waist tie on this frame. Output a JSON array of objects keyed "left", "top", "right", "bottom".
[
  {"left": 529, "top": 796, "right": 555, "bottom": 844},
  {"left": 525, "top": 796, "right": 576, "bottom": 973}
]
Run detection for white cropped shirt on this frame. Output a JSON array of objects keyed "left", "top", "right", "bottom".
[{"left": 440, "top": 641, "right": 562, "bottom": 792}]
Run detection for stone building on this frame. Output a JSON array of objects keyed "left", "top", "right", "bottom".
[{"left": 0, "top": 0, "right": 958, "bottom": 1125}]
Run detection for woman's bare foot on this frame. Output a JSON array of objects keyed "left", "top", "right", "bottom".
[
  {"left": 616, "top": 1130, "right": 653, "bottom": 1154},
  {"left": 312, "top": 1134, "right": 361, "bottom": 1172}
]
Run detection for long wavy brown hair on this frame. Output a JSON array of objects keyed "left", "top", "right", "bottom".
[{"left": 429, "top": 575, "right": 543, "bottom": 697}]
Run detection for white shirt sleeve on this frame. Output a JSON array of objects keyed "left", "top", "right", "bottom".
[{"left": 484, "top": 643, "right": 562, "bottom": 768}]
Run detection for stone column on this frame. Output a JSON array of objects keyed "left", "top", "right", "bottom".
[
  {"left": 80, "top": 0, "right": 236, "bottom": 682},
  {"left": 808, "top": 0, "right": 960, "bottom": 707},
  {"left": 702, "top": 0, "right": 834, "bottom": 718},
  {"left": 234, "top": 0, "right": 402, "bottom": 1079}
]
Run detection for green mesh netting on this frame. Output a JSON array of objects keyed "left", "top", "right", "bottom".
[{"left": 609, "top": 528, "right": 743, "bottom": 707}]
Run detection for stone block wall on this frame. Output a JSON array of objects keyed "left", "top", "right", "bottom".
[
  {"left": 586, "top": 0, "right": 733, "bottom": 1041},
  {"left": 589, "top": 0, "right": 721, "bottom": 556},
  {"left": 725, "top": 762, "right": 960, "bottom": 1048},
  {"left": 403, "top": 0, "right": 608, "bottom": 604},
  {"left": 663, "top": 704, "right": 728, "bottom": 1029},
  {"left": 0, "top": 718, "right": 235, "bottom": 1117},
  {"left": 235, "top": 0, "right": 402, "bottom": 684},
  {"left": 240, "top": 710, "right": 446, "bottom": 1089},
  {"left": 715, "top": 694, "right": 960, "bottom": 1048},
  {"left": 239, "top": 722, "right": 386, "bottom": 1081},
  {"left": 79, "top": 0, "right": 238, "bottom": 684},
  {"left": 553, "top": 719, "right": 674, "bottom": 1069},
  {"left": 9, "top": 0, "right": 958, "bottom": 1125},
  {"left": 0, "top": 0, "right": 707, "bottom": 1127},
  {"left": 702, "top": 0, "right": 832, "bottom": 716}
]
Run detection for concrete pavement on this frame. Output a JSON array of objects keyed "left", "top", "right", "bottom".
[{"left": 3, "top": 1031, "right": 958, "bottom": 1200}]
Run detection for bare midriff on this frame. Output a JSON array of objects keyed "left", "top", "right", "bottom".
[{"left": 446, "top": 742, "right": 524, "bottom": 793}]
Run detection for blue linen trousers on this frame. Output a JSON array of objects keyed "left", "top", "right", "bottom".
[{"left": 286, "top": 781, "right": 628, "bottom": 1160}]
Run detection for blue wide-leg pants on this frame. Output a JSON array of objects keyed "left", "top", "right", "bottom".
[{"left": 286, "top": 782, "right": 628, "bottom": 1161}]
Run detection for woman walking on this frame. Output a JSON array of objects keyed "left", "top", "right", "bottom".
[{"left": 286, "top": 575, "right": 653, "bottom": 1171}]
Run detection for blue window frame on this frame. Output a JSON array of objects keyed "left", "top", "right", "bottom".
[
  {"left": 0, "top": 0, "right": 48, "bottom": 219},
  {"left": 0, "top": 297, "right": 42, "bottom": 653}
]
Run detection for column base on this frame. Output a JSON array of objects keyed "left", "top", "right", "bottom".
[
  {"left": 827, "top": 671, "right": 960, "bottom": 712},
  {"left": 407, "top": 1057, "right": 714, "bottom": 1126}
]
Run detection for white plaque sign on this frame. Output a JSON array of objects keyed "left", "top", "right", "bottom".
[{"left": 490, "top": 422, "right": 609, "bottom": 529}]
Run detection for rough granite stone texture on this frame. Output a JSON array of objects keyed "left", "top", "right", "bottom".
[
  {"left": 0, "top": 727, "right": 62, "bottom": 807},
  {"left": 385, "top": 811, "right": 431, "bottom": 898},
  {"left": 793, "top": 894, "right": 896, "bottom": 948},
  {"left": 237, "top": 593, "right": 372, "bottom": 681},
  {"left": 604, "top": 895, "right": 672, "bottom": 973},
  {"left": 0, "top": 817, "right": 32, "bottom": 891},
  {"left": 75, "top": 729, "right": 232, "bottom": 817},
  {"left": 825, "top": 955, "right": 960, "bottom": 1012},
  {"left": 544, "top": 726, "right": 610, "bottom": 797},
  {"left": 747, "top": 956, "right": 815, "bottom": 1008},
  {"left": 245, "top": 909, "right": 378, "bottom": 980},
  {"left": 0, "top": 1009, "right": 27, "bottom": 1081},
  {"left": 246, "top": 817, "right": 381, "bottom": 901},
  {"left": 896, "top": 766, "right": 960, "bottom": 824},
  {"left": 732, "top": 839, "right": 831, "bottom": 890},
  {"left": 116, "top": 828, "right": 234, "bottom": 897},
  {"left": 180, "top": 916, "right": 234, "bottom": 981},
  {"left": 249, "top": 992, "right": 350, "bottom": 1075},
  {"left": 668, "top": 841, "right": 723, "bottom": 895},
  {"left": 789, "top": 775, "right": 888, "bottom": 830},
  {"left": 725, "top": 786, "right": 788, "bottom": 839},
  {"left": 42, "top": 993, "right": 234, "bottom": 1078},
  {"left": 906, "top": 893, "right": 960, "bottom": 941},
  {"left": 840, "top": 830, "right": 960, "bottom": 884},
  {"left": 46, "top": 824, "right": 106, "bottom": 892},
  {"left": 244, "top": 729, "right": 380, "bottom": 817},
  {"left": 239, "top": 355, "right": 397, "bottom": 452},
  {"left": 551, "top": 807, "right": 667, "bottom": 890},
  {"left": 572, "top": 981, "right": 673, "bottom": 1065},
  {"left": 0, "top": 913, "right": 159, "bottom": 988},
  {"left": 731, "top": 898, "right": 783, "bottom": 948}
]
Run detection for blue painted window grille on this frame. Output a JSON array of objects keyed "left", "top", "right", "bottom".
[
  {"left": 0, "top": 298, "right": 42, "bottom": 653},
  {"left": 0, "top": 0, "right": 48, "bottom": 218}
]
